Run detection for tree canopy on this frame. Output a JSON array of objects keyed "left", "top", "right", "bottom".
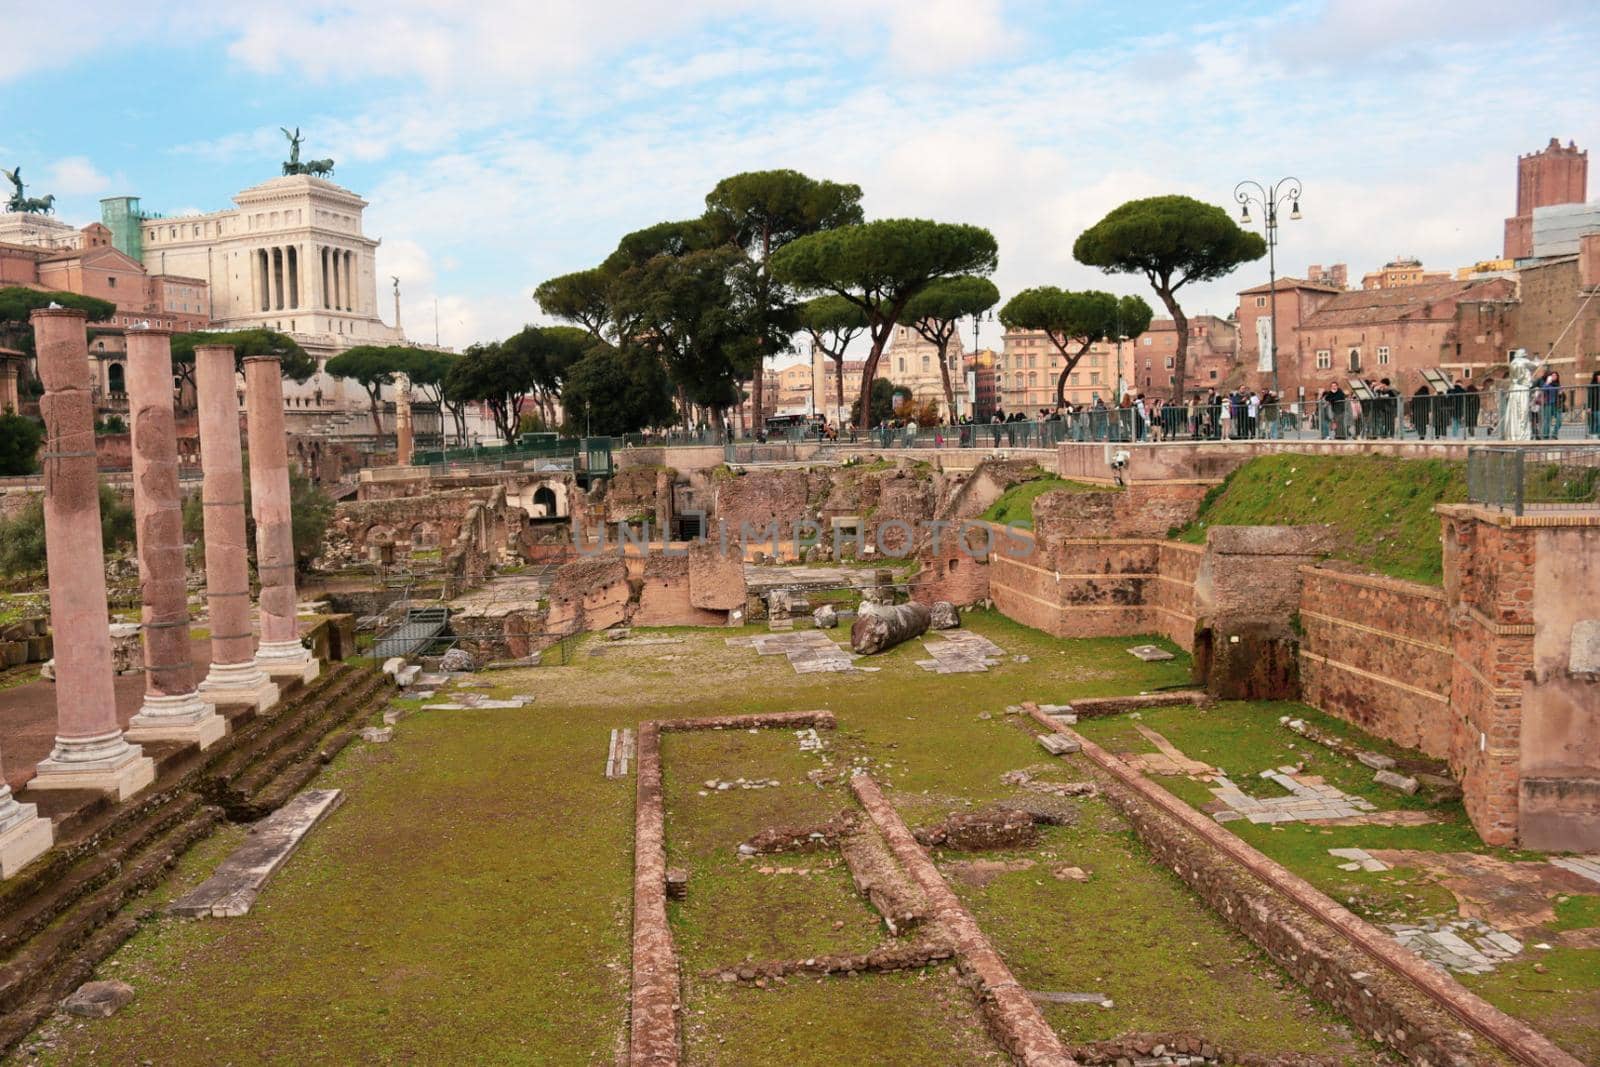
[
  {"left": 771, "top": 219, "right": 998, "bottom": 430},
  {"left": 0, "top": 287, "right": 117, "bottom": 358},
  {"left": 559, "top": 342, "right": 675, "bottom": 436},
  {"left": 999, "top": 288, "right": 1152, "bottom": 406},
  {"left": 899, "top": 275, "right": 999, "bottom": 415},
  {"left": 0, "top": 412, "right": 42, "bottom": 474},
  {"left": 532, "top": 268, "right": 613, "bottom": 341},
  {"left": 170, "top": 329, "right": 316, "bottom": 393},
  {"left": 324, "top": 345, "right": 404, "bottom": 434},
  {"left": 702, "top": 170, "right": 864, "bottom": 431},
  {"left": 1073, "top": 195, "right": 1264, "bottom": 399}
]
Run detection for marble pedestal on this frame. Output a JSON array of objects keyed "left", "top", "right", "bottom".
[
  {"left": 254, "top": 639, "right": 322, "bottom": 685},
  {"left": 198, "top": 661, "right": 281, "bottom": 712},
  {"left": 0, "top": 790, "right": 53, "bottom": 879},
  {"left": 28, "top": 731, "right": 156, "bottom": 801},
  {"left": 125, "top": 692, "right": 229, "bottom": 748}
]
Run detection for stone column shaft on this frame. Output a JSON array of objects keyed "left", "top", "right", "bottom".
[
  {"left": 195, "top": 345, "right": 279, "bottom": 711},
  {"left": 27, "top": 309, "right": 154, "bottom": 800},
  {"left": 394, "top": 373, "right": 414, "bottom": 467},
  {"left": 245, "top": 356, "right": 318, "bottom": 683},
  {"left": 123, "top": 329, "right": 226, "bottom": 748}
]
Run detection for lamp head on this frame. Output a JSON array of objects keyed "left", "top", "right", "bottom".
[{"left": 1289, "top": 200, "right": 1302, "bottom": 221}]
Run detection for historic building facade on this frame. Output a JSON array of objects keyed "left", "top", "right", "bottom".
[{"left": 1504, "top": 138, "right": 1587, "bottom": 260}]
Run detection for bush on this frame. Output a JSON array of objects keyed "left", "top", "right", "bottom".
[
  {"left": 94, "top": 414, "right": 127, "bottom": 435},
  {"left": 0, "top": 480, "right": 133, "bottom": 575},
  {"left": 0, "top": 412, "right": 42, "bottom": 475},
  {"left": 183, "top": 463, "right": 335, "bottom": 572}
]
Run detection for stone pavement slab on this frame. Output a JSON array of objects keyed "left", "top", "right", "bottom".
[{"left": 169, "top": 789, "right": 343, "bottom": 918}]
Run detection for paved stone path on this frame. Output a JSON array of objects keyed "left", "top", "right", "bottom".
[
  {"left": 726, "top": 630, "right": 859, "bottom": 673},
  {"left": 1386, "top": 917, "right": 1523, "bottom": 974},
  {"left": 1550, "top": 855, "right": 1600, "bottom": 888},
  {"left": 1209, "top": 767, "right": 1377, "bottom": 824},
  {"left": 916, "top": 630, "right": 1005, "bottom": 674},
  {"left": 1124, "top": 725, "right": 1215, "bottom": 776}
]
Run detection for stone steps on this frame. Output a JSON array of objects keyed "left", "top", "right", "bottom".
[
  {"left": 0, "top": 804, "right": 221, "bottom": 1049},
  {"left": 199, "top": 666, "right": 388, "bottom": 821}
]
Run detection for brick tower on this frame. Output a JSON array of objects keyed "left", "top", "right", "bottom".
[{"left": 1504, "top": 138, "right": 1588, "bottom": 260}]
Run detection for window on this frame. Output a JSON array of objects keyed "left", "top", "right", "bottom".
[
  {"left": 1347, "top": 348, "right": 1361, "bottom": 372},
  {"left": 1028, "top": 372, "right": 1037, "bottom": 387},
  {"left": 1377, "top": 346, "right": 1390, "bottom": 365},
  {"left": 897, "top": 357, "right": 905, "bottom": 372},
  {"left": 1164, "top": 356, "right": 1174, "bottom": 369},
  {"left": 1027, "top": 355, "right": 1036, "bottom": 368},
  {"left": 1315, "top": 349, "right": 1332, "bottom": 370},
  {"left": 1143, "top": 337, "right": 1152, "bottom": 346},
  {"left": 107, "top": 276, "right": 116, "bottom": 288},
  {"left": 1090, "top": 372, "right": 1101, "bottom": 385},
  {"left": 1209, "top": 370, "right": 1218, "bottom": 380},
  {"left": 1463, "top": 367, "right": 1473, "bottom": 379},
  {"left": 920, "top": 355, "right": 929, "bottom": 371},
  {"left": 1255, "top": 296, "right": 1267, "bottom": 308}
]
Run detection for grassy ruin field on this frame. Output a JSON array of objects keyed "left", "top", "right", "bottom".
[{"left": 19, "top": 613, "right": 1461, "bottom": 1064}]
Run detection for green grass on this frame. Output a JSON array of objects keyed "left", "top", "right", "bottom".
[
  {"left": 979, "top": 477, "right": 1105, "bottom": 527},
  {"left": 1552, "top": 894, "right": 1600, "bottom": 932},
  {"left": 1174, "top": 454, "right": 1467, "bottom": 583},
  {"left": 22, "top": 615, "right": 1425, "bottom": 1064}
]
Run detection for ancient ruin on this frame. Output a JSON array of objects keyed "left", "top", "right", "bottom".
[{"left": 0, "top": 335, "right": 1597, "bottom": 1065}]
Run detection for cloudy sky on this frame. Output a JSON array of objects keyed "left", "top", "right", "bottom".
[{"left": 3, "top": 0, "right": 1596, "bottom": 355}]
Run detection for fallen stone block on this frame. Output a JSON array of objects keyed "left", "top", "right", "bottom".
[
  {"left": 439, "top": 648, "right": 476, "bottom": 672},
  {"left": 929, "top": 601, "right": 960, "bottom": 630},
  {"left": 61, "top": 979, "right": 135, "bottom": 1019},
  {"left": 1126, "top": 644, "right": 1174, "bottom": 662},
  {"left": 1026, "top": 990, "right": 1112, "bottom": 1008},
  {"left": 1357, "top": 751, "right": 1397, "bottom": 771},
  {"left": 665, "top": 867, "right": 689, "bottom": 900},
  {"left": 381, "top": 656, "right": 405, "bottom": 677},
  {"left": 1037, "top": 733, "right": 1080, "bottom": 756},
  {"left": 1374, "top": 769, "right": 1419, "bottom": 795},
  {"left": 812, "top": 604, "right": 838, "bottom": 629},
  {"left": 359, "top": 726, "right": 394, "bottom": 743},
  {"left": 169, "top": 789, "right": 343, "bottom": 918},
  {"left": 394, "top": 664, "right": 420, "bottom": 688}
]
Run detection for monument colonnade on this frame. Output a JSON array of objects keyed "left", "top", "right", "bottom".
[
  {"left": 0, "top": 308, "right": 317, "bottom": 879},
  {"left": 247, "top": 244, "right": 357, "bottom": 314}
]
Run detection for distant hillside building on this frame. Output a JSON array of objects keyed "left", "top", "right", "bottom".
[
  {"left": 1361, "top": 256, "right": 1450, "bottom": 290},
  {"left": 1504, "top": 138, "right": 1587, "bottom": 260}
]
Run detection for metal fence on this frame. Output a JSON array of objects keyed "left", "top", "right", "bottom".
[{"left": 1466, "top": 446, "right": 1600, "bottom": 515}]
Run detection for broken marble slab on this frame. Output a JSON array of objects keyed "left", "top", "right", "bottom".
[
  {"left": 1126, "top": 644, "right": 1174, "bottom": 662},
  {"left": 169, "top": 790, "right": 343, "bottom": 918},
  {"left": 422, "top": 694, "right": 534, "bottom": 710},
  {"left": 1037, "top": 733, "right": 1081, "bottom": 756}
]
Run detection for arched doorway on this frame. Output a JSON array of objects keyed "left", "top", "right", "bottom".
[
  {"left": 532, "top": 485, "right": 559, "bottom": 517},
  {"left": 107, "top": 362, "right": 126, "bottom": 396}
]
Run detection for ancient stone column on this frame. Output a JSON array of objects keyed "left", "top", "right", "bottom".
[
  {"left": 122, "top": 328, "right": 228, "bottom": 749},
  {"left": 0, "top": 758, "right": 53, "bottom": 877},
  {"left": 393, "top": 372, "right": 413, "bottom": 466},
  {"left": 244, "top": 354, "right": 319, "bottom": 685},
  {"left": 194, "top": 345, "right": 279, "bottom": 711},
  {"left": 27, "top": 308, "right": 155, "bottom": 800}
]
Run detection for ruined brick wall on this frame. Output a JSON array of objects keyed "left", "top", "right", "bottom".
[
  {"left": 328, "top": 487, "right": 497, "bottom": 553},
  {"left": 1150, "top": 542, "right": 1201, "bottom": 651},
  {"left": 910, "top": 525, "right": 992, "bottom": 607},
  {"left": 631, "top": 554, "right": 726, "bottom": 627},
  {"left": 712, "top": 467, "right": 821, "bottom": 536},
  {"left": 990, "top": 531, "right": 1163, "bottom": 639},
  {"left": 1029, "top": 483, "right": 1206, "bottom": 549},
  {"left": 1298, "top": 565, "right": 1452, "bottom": 757},
  {"left": 602, "top": 465, "right": 674, "bottom": 528}
]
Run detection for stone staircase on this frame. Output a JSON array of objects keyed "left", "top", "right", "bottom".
[{"left": 0, "top": 660, "right": 389, "bottom": 1053}]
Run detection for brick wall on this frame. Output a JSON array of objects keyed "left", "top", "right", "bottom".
[{"left": 1298, "top": 565, "right": 1452, "bottom": 756}]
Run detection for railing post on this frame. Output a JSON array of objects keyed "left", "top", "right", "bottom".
[{"left": 1512, "top": 449, "right": 1525, "bottom": 517}]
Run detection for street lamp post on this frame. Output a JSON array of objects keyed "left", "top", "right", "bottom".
[
  {"left": 1233, "top": 178, "right": 1302, "bottom": 399},
  {"left": 971, "top": 310, "right": 993, "bottom": 419}
]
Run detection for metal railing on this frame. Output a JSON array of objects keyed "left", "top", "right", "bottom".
[{"left": 1467, "top": 445, "right": 1600, "bottom": 515}]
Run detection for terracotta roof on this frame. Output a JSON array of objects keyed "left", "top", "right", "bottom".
[
  {"left": 1301, "top": 278, "right": 1516, "bottom": 328},
  {"left": 1237, "top": 276, "right": 1344, "bottom": 295}
]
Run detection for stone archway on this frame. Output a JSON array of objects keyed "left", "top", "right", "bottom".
[{"left": 532, "top": 485, "right": 559, "bottom": 517}]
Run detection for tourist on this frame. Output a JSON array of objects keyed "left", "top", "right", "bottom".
[
  {"left": 1411, "top": 383, "right": 1432, "bottom": 439},
  {"left": 1539, "top": 371, "right": 1563, "bottom": 439},
  {"left": 1323, "top": 380, "right": 1348, "bottom": 439},
  {"left": 1245, "top": 390, "right": 1260, "bottom": 439},
  {"left": 1447, "top": 378, "right": 1467, "bottom": 438},
  {"left": 1589, "top": 372, "right": 1600, "bottom": 437},
  {"left": 1463, "top": 382, "right": 1480, "bottom": 437}
]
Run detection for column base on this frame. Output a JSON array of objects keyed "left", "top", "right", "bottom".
[
  {"left": 125, "top": 692, "right": 229, "bottom": 749},
  {"left": 0, "top": 795, "right": 53, "bottom": 879},
  {"left": 255, "top": 640, "right": 322, "bottom": 685},
  {"left": 29, "top": 732, "right": 156, "bottom": 802},
  {"left": 198, "top": 659, "right": 280, "bottom": 712}
]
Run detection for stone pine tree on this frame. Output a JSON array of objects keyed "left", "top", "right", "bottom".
[
  {"left": 999, "top": 288, "right": 1152, "bottom": 406},
  {"left": 771, "top": 219, "right": 999, "bottom": 432},
  {"left": 899, "top": 275, "right": 999, "bottom": 418},
  {"left": 703, "top": 170, "right": 864, "bottom": 434},
  {"left": 798, "top": 296, "right": 867, "bottom": 426},
  {"left": 324, "top": 345, "right": 400, "bottom": 435},
  {"left": 1073, "top": 195, "right": 1264, "bottom": 400},
  {"left": 171, "top": 328, "right": 315, "bottom": 408},
  {"left": 533, "top": 267, "right": 614, "bottom": 342}
]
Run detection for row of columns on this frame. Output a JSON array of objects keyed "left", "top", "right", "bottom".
[
  {"left": 0, "top": 309, "right": 320, "bottom": 878},
  {"left": 252, "top": 244, "right": 357, "bottom": 314}
]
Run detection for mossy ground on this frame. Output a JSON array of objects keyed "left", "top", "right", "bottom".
[
  {"left": 1175, "top": 454, "right": 1466, "bottom": 583},
  {"left": 979, "top": 476, "right": 1104, "bottom": 527},
  {"left": 30, "top": 614, "right": 1396, "bottom": 1063},
  {"left": 1075, "top": 702, "right": 1600, "bottom": 1062}
]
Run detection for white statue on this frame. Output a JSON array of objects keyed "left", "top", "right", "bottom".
[{"left": 1499, "top": 348, "right": 1539, "bottom": 442}]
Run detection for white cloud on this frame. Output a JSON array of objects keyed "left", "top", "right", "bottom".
[{"left": 44, "top": 156, "right": 111, "bottom": 196}]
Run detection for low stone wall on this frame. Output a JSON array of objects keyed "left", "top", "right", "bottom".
[
  {"left": 1028, "top": 706, "right": 1583, "bottom": 1067},
  {"left": 1298, "top": 566, "right": 1452, "bottom": 757}
]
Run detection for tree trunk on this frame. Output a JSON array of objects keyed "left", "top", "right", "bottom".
[
  {"left": 850, "top": 602, "right": 931, "bottom": 655},
  {"left": 937, "top": 337, "right": 956, "bottom": 419},
  {"left": 832, "top": 351, "right": 845, "bottom": 426},
  {"left": 856, "top": 327, "right": 892, "bottom": 433},
  {"left": 1053, "top": 339, "right": 1093, "bottom": 408},
  {"left": 368, "top": 385, "right": 385, "bottom": 436},
  {"left": 1160, "top": 285, "right": 1188, "bottom": 402}
]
